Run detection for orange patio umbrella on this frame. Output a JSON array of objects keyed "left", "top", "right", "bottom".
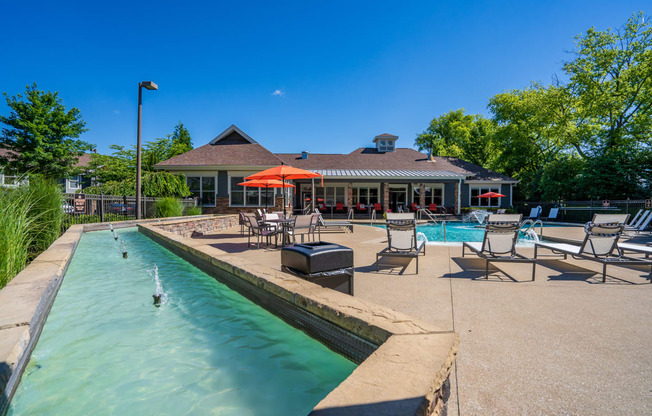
[
  {"left": 237, "top": 179, "right": 295, "bottom": 211},
  {"left": 478, "top": 191, "right": 506, "bottom": 198},
  {"left": 246, "top": 164, "right": 322, "bottom": 216}
]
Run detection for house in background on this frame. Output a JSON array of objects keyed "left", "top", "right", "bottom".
[
  {"left": 155, "top": 125, "right": 517, "bottom": 214},
  {"left": 0, "top": 149, "right": 97, "bottom": 193}
]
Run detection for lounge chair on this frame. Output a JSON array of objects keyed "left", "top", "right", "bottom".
[
  {"left": 627, "top": 209, "right": 644, "bottom": 227},
  {"left": 543, "top": 208, "right": 559, "bottom": 221},
  {"left": 316, "top": 214, "right": 353, "bottom": 233},
  {"left": 625, "top": 211, "right": 652, "bottom": 233},
  {"left": 617, "top": 242, "right": 652, "bottom": 259},
  {"left": 496, "top": 208, "right": 506, "bottom": 214},
  {"left": 376, "top": 213, "right": 426, "bottom": 273},
  {"left": 534, "top": 219, "right": 652, "bottom": 282},
  {"left": 527, "top": 206, "right": 542, "bottom": 219},
  {"left": 462, "top": 214, "right": 536, "bottom": 281}
]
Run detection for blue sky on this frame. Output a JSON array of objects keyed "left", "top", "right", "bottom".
[{"left": 0, "top": 1, "right": 648, "bottom": 155}]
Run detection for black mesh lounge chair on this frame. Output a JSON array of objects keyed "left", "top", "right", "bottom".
[
  {"left": 534, "top": 217, "right": 652, "bottom": 283},
  {"left": 376, "top": 213, "right": 426, "bottom": 273},
  {"left": 462, "top": 214, "right": 536, "bottom": 281}
]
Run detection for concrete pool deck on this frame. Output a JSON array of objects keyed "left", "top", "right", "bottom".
[{"left": 178, "top": 221, "right": 652, "bottom": 415}]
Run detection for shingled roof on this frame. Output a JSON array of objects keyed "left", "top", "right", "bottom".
[
  {"left": 156, "top": 127, "right": 283, "bottom": 168},
  {"left": 154, "top": 125, "right": 515, "bottom": 181}
]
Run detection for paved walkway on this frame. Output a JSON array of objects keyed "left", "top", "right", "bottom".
[{"left": 194, "top": 224, "right": 652, "bottom": 415}]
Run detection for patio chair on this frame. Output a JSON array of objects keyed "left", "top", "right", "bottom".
[
  {"left": 335, "top": 202, "right": 345, "bottom": 213},
  {"left": 534, "top": 219, "right": 652, "bottom": 282},
  {"left": 286, "top": 214, "right": 314, "bottom": 244},
  {"left": 462, "top": 214, "right": 536, "bottom": 281},
  {"left": 543, "top": 207, "right": 559, "bottom": 221},
  {"left": 238, "top": 212, "right": 248, "bottom": 236},
  {"left": 410, "top": 203, "right": 419, "bottom": 212},
  {"left": 246, "top": 214, "right": 278, "bottom": 249},
  {"left": 263, "top": 212, "right": 280, "bottom": 232},
  {"left": 374, "top": 203, "right": 382, "bottom": 212},
  {"left": 429, "top": 203, "right": 437, "bottom": 212},
  {"left": 376, "top": 213, "right": 426, "bottom": 274}
]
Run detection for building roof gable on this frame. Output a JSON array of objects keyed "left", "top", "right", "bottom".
[{"left": 209, "top": 124, "right": 257, "bottom": 145}]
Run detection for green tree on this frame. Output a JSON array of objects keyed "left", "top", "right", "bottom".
[
  {"left": 169, "top": 122, "right": 193, "bottom": 157},
  {"left": 415, "top": 109, "right": 495, "bottom": 167},
  {"left": 0, "top": 84, "right": 93, "bottom": 178},
  {"left": 563, "top": 11, "right": 652, "bottom": 157}
]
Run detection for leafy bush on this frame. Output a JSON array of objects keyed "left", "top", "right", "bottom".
[
  {"left": 82, "top": 172, "right": 190, "bottom": 198},
  {"left": 154, "top": 197, "right": 183, "bottom": 218},
  {"left": 184, "top": 206, "right": 202, "bottom": 216}
]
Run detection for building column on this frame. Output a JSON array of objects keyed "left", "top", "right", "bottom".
[
  {"left": 383, "top": 183, "right": 390, "bottom": 212},
  {"left": 456, "top": 179, "right": 462, "bottom": 215},
  {"left": 419, "top": 183, "right": 426, "bottom": 208},
  {"left": 347, "top": 183, "right": 353, "bottom": 209}
]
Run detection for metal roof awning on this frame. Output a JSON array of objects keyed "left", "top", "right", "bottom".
[{"left": 310, "top": 169, "right": 467, "bottom": 179}]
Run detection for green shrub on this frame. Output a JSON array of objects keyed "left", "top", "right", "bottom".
[
  {"left": 0, "top": 187, "right": 37, "bottom": 288},
  {"left": 27, "top": 176, "right": 63, "bottom": 253},
  {"left": 184, "top": 206, "right": 202, "bottom": 216},
  {"left": 154, "top": 197, "right": 183, "bottom": 218}
]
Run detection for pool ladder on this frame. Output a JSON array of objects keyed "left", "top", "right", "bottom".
[
  {"left": 417, "top": 208, "right": 438, "bottom": 224},
  {"left": 520, "top": 219, "right": 544, "bottom": 239}
]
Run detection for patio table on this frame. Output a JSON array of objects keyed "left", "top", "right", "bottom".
[{"left": 265, "top": 218, "right": 295, "bottom": 246}]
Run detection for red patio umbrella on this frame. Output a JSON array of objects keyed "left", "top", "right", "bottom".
[
  {"left": 478, "top": 191, "right": 506, "bottom": 198},
  {"left": 246, "top": 164, "right": 322, "bottom": 216},
  {"left": 237, "top": 179, "right": 295, "bottom": 211}
]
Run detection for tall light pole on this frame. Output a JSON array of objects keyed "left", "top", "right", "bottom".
[{"left": 136, "top": 81, "right": 158, "bottom": 219}]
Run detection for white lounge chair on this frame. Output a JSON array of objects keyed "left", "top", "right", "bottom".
[
  {"left": 376, "top": 213, "right": 426, "bottom": 274},
  {"left": 617, "top": 242, "right": 652, "bottom": 259},
  {"left": 625, "top": 211, "right": 652, "bottom": 233},
  {"left": 462, "top": 214, "right": 536, "bottom": 281},
  {"left": 543, "top": 208, "right": 559, "bottom": 221},
  {"left": 534, "top": 219, "right": 651, "bottom": 282},
  {"left": 627, "top": 209, "right": 644, "bottom": 227},
  {"left": 527, "top": 206, "right": 542, "bottom": 219}
]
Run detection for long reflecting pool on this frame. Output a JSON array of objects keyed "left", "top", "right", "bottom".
[{"left": 8, "top": 229, "right": 355, "bottom": 415}]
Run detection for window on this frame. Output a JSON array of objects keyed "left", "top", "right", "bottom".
[
  {"left": 413, "top": 185, "right": 444, "bottom": 206},
  {"left": 229, "top": 176, "right": 276, "bottom": 207},
  {"left": 470, "top": 186, "right": 500, "bottom": 207},
  {"left": 1, "top": 169, "right": 23, "bottom": 187},
  {"left": 68, "top": 175, "right": 81, "bottom": 189},
  {"left": 186, "top": 175, "right": 216, "bottom": 207},
  {"left": 352, "top": 186, "right": 379, "bottom": 205}
]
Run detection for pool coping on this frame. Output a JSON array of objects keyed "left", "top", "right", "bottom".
[
  {"left": 138, "top": 219, "right": 458, "bottom": 415},
  {"left": 0, "top": 217, "right": 458, "bottom": 416}
]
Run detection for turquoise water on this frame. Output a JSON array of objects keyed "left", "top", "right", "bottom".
[
  {"left": 7, "top": 229, "right": 355, "bottom": 416},
  {"left": 374, "top": 222, "right": 559, "bottom": 244}
]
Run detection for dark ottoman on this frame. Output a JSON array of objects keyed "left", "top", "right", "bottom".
[{"left": 281, "top": 242, "right": 354, "bottom": 295}]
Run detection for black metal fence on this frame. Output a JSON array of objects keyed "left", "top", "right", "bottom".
[
  {"left": 62, "top": 194, "right": 197, "bottom": 228},
  {"left": 514, "top": 199, "right": 648, "bottom": 224}
]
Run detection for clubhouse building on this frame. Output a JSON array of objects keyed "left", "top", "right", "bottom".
[{"left": 155, "top": 125, "right": 517, "bottom": 214}]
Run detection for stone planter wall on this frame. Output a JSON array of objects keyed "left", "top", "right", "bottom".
[{"left": 153, "top": 215, "right": 239, "bottom": 238}]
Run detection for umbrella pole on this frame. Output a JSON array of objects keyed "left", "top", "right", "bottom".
[{"left": 282, "top": 177, "right": 287, "bottom": 218}]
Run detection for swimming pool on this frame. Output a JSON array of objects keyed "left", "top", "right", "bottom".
[
  {"left": 7, "top": 229, "right": 355, "bottom": 415},
  {"left": 373, "top": 221, "right": 556, "bottom": 244}
]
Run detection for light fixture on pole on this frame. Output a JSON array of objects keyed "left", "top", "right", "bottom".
[{"left": 136, "top": 81, "right": 158, "bottom": 219}]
